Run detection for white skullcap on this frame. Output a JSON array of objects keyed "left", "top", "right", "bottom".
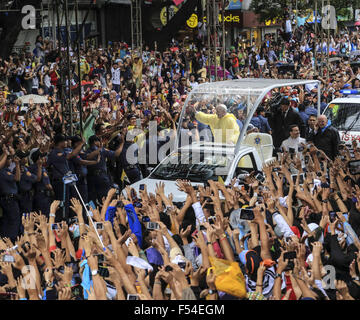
[{"left": 217, "top": 104, "right": 227, "bottom": 111}]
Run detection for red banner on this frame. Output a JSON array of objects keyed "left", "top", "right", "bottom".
[{"left": 172, "top": 0, "right": 185, "bottom": 6}]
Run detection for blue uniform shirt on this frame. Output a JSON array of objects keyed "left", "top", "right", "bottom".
[
  {"left": 28, "top": 164, "right": 51, "bottom": 193},
  {"left": 258, "top": 115, "right": 272, "bottom": 133},
  {"left": 119, "top": 141, "right": 138, "bottom": 168},
  {"left": 70, "top": 151, "right": 88, "bottom": 178},
  {"left": 250, "top": 116, "right": 262, "bottom": 130},
  {"left": 305, "top": 106, "right": 318, "bottom": 117},
  {"left": 18, "top": 166, "right": 37, "bottom": 192},
  {"left": 299, "top": 111, "right": 309, "bottom": 125},
  {"left": 47, "top": 148, "right": 71, "bottom": 179},
  {"left": 0, "top": 167, "right": 18, "bottom": 195},
  {"left": 87, "top": 146, "right": 115, "bottom": 174}
]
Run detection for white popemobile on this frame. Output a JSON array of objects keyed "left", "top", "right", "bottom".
[{"left": 129, "top": 79, "right": 321, "bottom": 203}]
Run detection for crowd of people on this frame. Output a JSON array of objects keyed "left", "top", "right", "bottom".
[{"left": 0, "top": 11, "right": 360, "bottom": 301}]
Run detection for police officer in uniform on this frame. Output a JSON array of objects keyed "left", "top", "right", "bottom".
[
  {"left": 29, "top": 149, "right": 53, "bottom": 217},
  {"left": 69, "top": 135, "right": 101, "bottom": 205},
  {"left": 119, "top": 131, "right": 143, "bottom": 185},
  {"left": 0, "top": 149, "right": 21, "bottom": 242},
  {"left": 16, "top": 150, "right": 41, "bottom": 215},
  {"left": 47, "top": 134, "right": 85, "bottom": 220},
  {"left": 86, "top": 134, "right": 124, "bottom": 203}
]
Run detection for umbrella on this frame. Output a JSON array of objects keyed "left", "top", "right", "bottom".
[
  {"left": 256, "top": 59, "right": 267, "bottom": 66},
  {"left": 19, "top": 94, "right": 50, "bottom": 104}
]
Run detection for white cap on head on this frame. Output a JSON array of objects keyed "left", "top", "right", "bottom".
[{"left": 217, "top": 104, "right": 227, "bottom": 112}]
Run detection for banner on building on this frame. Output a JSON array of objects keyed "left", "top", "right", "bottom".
[
  {"left": 172, "top": 0, "right": 185, "bottom": 6},
  {"left": 226, "top": 0, "right": 242, "bottom": 10}
]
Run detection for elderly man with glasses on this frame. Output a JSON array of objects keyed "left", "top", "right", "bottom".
[{"left": 308, "top": 115, "right": 340, "bottom": 160}]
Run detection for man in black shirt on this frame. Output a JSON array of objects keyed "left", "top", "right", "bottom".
[{"left": 309, "top": 115, "right": 340, "bottom": 160}]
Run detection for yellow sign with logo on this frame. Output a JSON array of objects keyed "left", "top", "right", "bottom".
[
  {"left": 160, "top": 5, "right": 179, "bottom": 26},
  {"left": 186, "top": 13, "right": 241, "bottom": 28},
  {"left": 265, "top": 18, "right": 278, "bottom": 26},
  {"left": 187, "top": 13, "right": 198, "bottom": 28}
]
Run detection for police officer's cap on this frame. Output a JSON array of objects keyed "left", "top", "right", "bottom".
[
  {"left": 54, "top": 134, "right": 66, "bottom": 145},
  {"left": 127, "top": 114, "right": 136, "bottom": 121},
  {"left": 89, "top": 135, "right": 100, "bottom": 146},
  {"left": 30, "top": 149, "right": 41, "bottom": 163}
]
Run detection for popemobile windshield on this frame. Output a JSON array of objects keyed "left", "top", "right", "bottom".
[{"left": 129, "top": 79, "right": 322, "bottom": 203}]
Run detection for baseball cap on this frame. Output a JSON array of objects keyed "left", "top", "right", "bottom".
[{"left": 127, "top": 114, "right": 136, "bottom": 121}]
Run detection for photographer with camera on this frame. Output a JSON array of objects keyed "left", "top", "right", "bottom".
[
  {"left": 47, "top": 134, "right": 85, "bottom": 220},
  {"left": 0, "top": 146, "right": 21, "bottom": 242},
  {"left": 69, "top": 135, "right": 101, "bottom": 205},
  {"left": 28, "top": 149, "right": 53, "bottom": 217},
  {"left": 86, "top": 133, "right": 124, "bottom": 204}
]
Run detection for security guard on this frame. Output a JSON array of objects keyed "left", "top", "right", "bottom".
[
  {"left": 0, "top": 150, "right": 21, "bottom": 242},
  {"left": 86, "top": 134, "right": 124, "bottom": 203},
  {"left": 47, "top": 134, "right": 84, "bottom": 220},
  {"left": 118, "top": 133, "right": 143, "bottom": 185},
  {"left": 16, "top": 150, "right": 41, "bottom": 215},
  {"left": 29, "top": 149, "right": 54, "bottom": 218},
  {"left": 69, "top": 135, "right": 100, "bottom": 205}
]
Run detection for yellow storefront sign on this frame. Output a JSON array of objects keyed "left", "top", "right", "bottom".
[
  {"left": 187, "top": 13, "right": 198, "bottom": 28},
  {"left": 186, "top": 13, "right": 241, "bottom": 28}
]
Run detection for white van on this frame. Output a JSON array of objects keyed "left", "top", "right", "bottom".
[{"left": 323, "top": 97, "right": 360, "bottom": 146}]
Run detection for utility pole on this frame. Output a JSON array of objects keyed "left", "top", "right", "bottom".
[
  {"left": 206, "top": 0, "right": 225, "bottom": 82},
  {"left": 131, "top": 0, "right": 142, "bottom": 53},
  {"left": 64, "top": 0, "right": 73, "bottom": 136},
  {"left": 221, "top": 0, "right": 225, "bottom": 79},
  {"left": 320, "top": 0, "right": 324, "bottom": 76},
  {"left": 326, "top": 0, "right": 330, "bottom": 83},
  {"left": 56, "top": 0, "right": 65, "bottom": 133},
  {"left": 314, "top": 0, "right": 318, "bottom": 74},
  {"left": 75, "top": 0, "right": 83, "bottom": 136},
  {"left": 52, "top": 0, "right": 56, "bottom": 47}
]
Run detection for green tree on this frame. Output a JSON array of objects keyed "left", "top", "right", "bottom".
[{"left": 250, "top": 0, "right": 360, "bottom": 23}]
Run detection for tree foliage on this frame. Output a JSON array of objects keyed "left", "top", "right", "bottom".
[{"left": 250, "top": 0, "right": 360, "bottom": 23}]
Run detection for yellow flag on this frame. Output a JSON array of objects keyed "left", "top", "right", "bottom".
[
  {"left": 218, "top": 176, "right": 225, "bottom": 185},
  {"left": 121, "top": 169, "right": 127, "bottom": 182}
]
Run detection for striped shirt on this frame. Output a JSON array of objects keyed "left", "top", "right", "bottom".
[{"left": 245, "top": 266, "right": 276, "bottom": 298}]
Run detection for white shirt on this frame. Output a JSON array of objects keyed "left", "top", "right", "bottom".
[
  {"left": 190, "top": 81, "right": 199, "bottom": 89},
  {"left": 245, "top": 266, "right": 278, "bottom": 298},
  {"left": 111, "top": 67, "right": 121, "bottom": 85},
  {"left": 44, "top": 74, "right": 51, "bottom": 87},
  {"left": 280, "top": 136, "right": 306, "bottom": 153},
  {"left": 305, "top": 83, "right": 318, "bottom": 93},
  {"left": 285, "top": 19, "right": 292, "bottom": 33}
]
